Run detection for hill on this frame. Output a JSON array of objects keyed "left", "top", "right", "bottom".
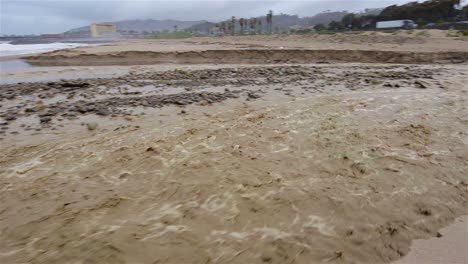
[
  {"left": 300, "top": 11, "right": 349, "bottom": 26},
  {"left": 327, "top": 0, "right": 467, "bottom": 31},
  {"left": 186, "top": 22, "right": 218, "bottom": 33},
  {"left": 187, "top": 11, "right": 348, "bottom": 33},
  {"left": 65, "top": 12, "right": 350, "bottom": 35},
  {"left": 378, "top": 0, "right": 464, "bottom": 24},
  {"left": 65, "top": 19, "right": 207, "bottom": 34}
]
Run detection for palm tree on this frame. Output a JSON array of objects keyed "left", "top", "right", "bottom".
[
  {"left": 218, "top": 22, "right": 224, "bottom": 34},
  {"left": 239, "top": 18, "right": 245, "bottom": 34},
  {"left": 266, "top": 10, "right": 273, "bottom": 34},
  {"left": 174, "top": 25, "right": 178, "bottom": 32},
  {"left": 227, "top": 22, "right": 232, "bottom": 35},
  {"left": 230, "top": 16, "right": 237, "bottom": 35},
  {"left": 249, "top": 18, "right": 257, "bottom": 33},
  {"left": 258, "top": 19, "right": 262, "bottom": 34}
]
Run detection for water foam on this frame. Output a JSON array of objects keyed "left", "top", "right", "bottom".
[{"left": 0, "top": 42, "right": 90, "bottom": 57}]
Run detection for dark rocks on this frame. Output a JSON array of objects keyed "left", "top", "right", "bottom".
[
  {"left": 383, "top": 83, "right": 401, "bottom": 88},
  {"left": 0, "top": 65, "right": 441, "bottom": 132},
  {"left": 38, "top": 112, "right": 53, "bottom": 118},
  {"left": 86, "top": 105, "right": 96, "bottom": 111},
  {"left": 119, "top": 172, "right": 130, "bottom": 179},
  {"left": 247, "top": 92, "right": 261, "bottom": 99},
  {"left": 61, "top": 82, "right": 90, "bottom": 88},
  {"left": 96, "top": 109, "right": 110, "bottom": 116},
  {"left": 76, "top": 105, "right": 88, "bottom": 114},
  {"left": 4, "top": 115, "right": 17, "bottom": 121},
  {"left": 86, "top": 122, "right": 98, "bottom": 131},
  {"left": 414, "top": 79, "right": 430, "bottom": 89},
  {"left": 25, "top": 108, "right": 36, "bottom": 113},
  {"left": 39, "top": 116, "right": 52, "bottom": 123}
]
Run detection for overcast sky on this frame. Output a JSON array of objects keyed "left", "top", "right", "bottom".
[{"left": 0, "top": 0, "right": 443, "bottom": 35}]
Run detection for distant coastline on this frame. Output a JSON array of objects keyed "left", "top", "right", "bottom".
[
  {"left": 0, "top": 36, "right": 117, "bottom": 45},
  {"left": 0, "top": 41, "right": 111, "bottom": 58}
]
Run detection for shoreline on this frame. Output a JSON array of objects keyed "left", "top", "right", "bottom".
[
  {"left": 395, "top": 216, "right": 468, "bottom": 264},
  {"left": 0, "top": 54, "right": 31, "bottom": 61}
]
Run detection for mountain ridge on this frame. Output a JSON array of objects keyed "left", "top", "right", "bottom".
[{"left": 66, "top": 19, "right": 207, "bottom": 34}]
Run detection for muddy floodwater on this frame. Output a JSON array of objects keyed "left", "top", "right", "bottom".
[{"left": 1, "top": 61, "right": 467, "bottom": 264}]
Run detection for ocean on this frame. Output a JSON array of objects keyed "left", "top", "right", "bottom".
[{"left": 0, "top": 42, "right": 90, "bottom": 57}]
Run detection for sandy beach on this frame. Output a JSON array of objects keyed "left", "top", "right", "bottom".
[
  {"left": 1, "top": 30, "right": 467, "bottom": 264},
  {"left": 396, "top": 216, "right": 468, "bottom": 264}
]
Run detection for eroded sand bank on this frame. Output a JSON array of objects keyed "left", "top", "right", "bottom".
[{"left": 21, "top": 30, "right": 468, "bottom": 67}]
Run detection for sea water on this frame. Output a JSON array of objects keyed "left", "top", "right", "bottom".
[{"left": 0, "top": 42, "right": 90, "bottom": 57}]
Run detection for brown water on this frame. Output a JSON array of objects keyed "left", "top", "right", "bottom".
[{"left": 1, "top": 63, "right": 467, "bottom": 264}]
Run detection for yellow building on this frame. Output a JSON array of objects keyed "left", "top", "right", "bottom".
[{"left": 90, "top": 23, "right": 117, "bottom": 37}]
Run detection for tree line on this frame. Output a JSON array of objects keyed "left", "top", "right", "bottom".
[
  {"left": 215, "top": 10, "right": 274, "bottom": 35},
  {"left": 319, "top": 0, "right": 467, "bottom": 31}
]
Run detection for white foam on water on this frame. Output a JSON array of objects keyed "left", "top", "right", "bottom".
[
  {"left": 302, "top": 215, "right": 336, "bottom": 236},
  {"left": 0, "top": 42, "right": 90, "bottom": 57},
  {"left": 229, "top": 228, "right": 292, "bottom": 240}
]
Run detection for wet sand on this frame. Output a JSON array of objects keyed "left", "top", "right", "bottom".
[{"left": 395, "top": 216, "right": 468, "bottom": 264}]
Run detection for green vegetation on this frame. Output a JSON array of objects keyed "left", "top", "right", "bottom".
[
  {"left": 313, "top": 23, "right": 326, "bottom": 31},
  {"left": 316, "top": 31, "right": 337, "bottom": 35},
  {"left": 378, "top": 0, "right": 462, "bottom": 23},
  {"left": 328, "top": 21, "right": 346, "bottom": 31},
  {"left": 416, "top": 30, "right": 430, "bottom": 37},
  {"left": 266, "top": 10, "right": 274, "bottom": 34},
  {"left": 231, "top": 16, "right": 236, "bottom": 35},
  {"left": 249, "top": 18, "right": 258, "bottom": 33},
  {"left": 239, "top": 18, "right": 246, "bottom": 34},
  {"left": 289, "top": 28, "right": 314, "bottom": 34},
  {"left": 201, "top": 1, "right": 466, "bottom": 37},
  {"left": 148, "top": 31, "right": 193, "bottom": 39},
  {"left": 326, "top": 0, "right": 466, "bottom": 31},
  {"left": 447, "top": 29, "right": 459, "bottom": 37},
  {"left": 214, "top": 10, "right": 273, "bottom": 35},
  {"left": 446, "top": 30, "right": 468, "bottom": 37}
]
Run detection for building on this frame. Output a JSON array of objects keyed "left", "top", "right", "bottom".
[{"left": 90, "top": 23, "right": 117, "bottom": 37}]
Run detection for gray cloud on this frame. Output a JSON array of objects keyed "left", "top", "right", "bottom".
[{"left": 1, "top": 0, "right": 417, "bottom": 35}]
